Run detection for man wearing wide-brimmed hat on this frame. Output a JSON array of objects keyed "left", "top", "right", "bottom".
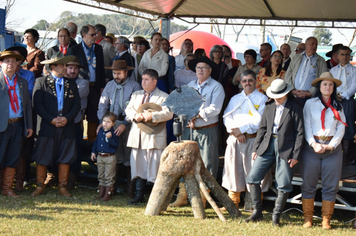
[
  {"left": 65, "top": 57, "right": 89, "bottom": 189},
  {"left": 125, "top": 69, "right": 173, "bottom": 204},
  {"left": 245, "top": 79, "right": 304, "bottom": 226},
  {"left": 97, "top": 60, "right": 141, "bottom": 198},
  {"left": 326, "top": 43, "right": 343, "bottom": 70},
  {"left": 5, "top": 46, "right": 36, "bottom": 191},
  {"left": 31, "top": 52, "right": 80, "bottom": 198},
  {"left": 0, "top": 51, "right": 33, "bottom": 198}
]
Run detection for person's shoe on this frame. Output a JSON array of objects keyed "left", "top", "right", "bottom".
[
  {"left": 95, "top": 185, "right": 105, "bottom": 200},
  {"left": 2, "top": 167, "right": 20, "bottom": 198},
  {"left": 321, "top": 200, "right": 335, "bottom": 230},
  {"left": 58, "top": 164, "right": 72, "bottom": 197},
  {"left": 302, "top": 198, "right": 314, "bottom": 228},
  {"left": 169, "top": 182, "right": 188, "bottom": 207},
  {"left": 271, "top": 191, "right": 289, "bottom": 227},
  {"left": 31, "top": 164, "right": 47, "bottom": 197},
  {"left": 102, "top": 187, "right": 114, "bottom": 201},
  {"left": 128, "top": 178, "right": 146, "bottom": 205},
  {"left": 244, "top": 185, "right": 263, "bottom": 223}
]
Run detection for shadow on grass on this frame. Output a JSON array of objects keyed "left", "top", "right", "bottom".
[{"left": 0, "top": 213, "right": 53, "bottom": 221}]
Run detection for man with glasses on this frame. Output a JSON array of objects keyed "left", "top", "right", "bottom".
[
  {"left": 112, "top": 36, "right": 135, "bottom": 79},
  {"left": 295, "top": 43, "right": 305, "bottom": 54},
  {"left": 221, "top": 69, "right": 272, "bottom": 210},
  {"left": 330, "top": 46, "right": 356, "bottom": 165},
  {"left": 67, "top": 25, "right": 105, "bottom": 143},
  {"left": 184, "top": 57, "right": 225, "bottom": 179},
  {"left": 94, "top": 24, "right": 116, "bottom": 69},
  {"left": 257, "top": 43, "right": 272, "bottom": 68},
  {"left": 284, "top": 37, "right": 327, "bottom": 106}
]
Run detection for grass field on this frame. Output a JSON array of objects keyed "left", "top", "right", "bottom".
[{"left": 1, "top": 164, "right": 355, "bottom": 236}]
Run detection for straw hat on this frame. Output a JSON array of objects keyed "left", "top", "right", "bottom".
[
  {"left": 105, "top": 60, "right": 134, "bottom": 71},
  {"left": 311, "top": 72, "right": 342, "bottom": 87},
  {"left": 40, "top": 51, "right": 75, "bottom": 65},
  {"left": 135, "top": 102, "right": 166, "bottom": 134},
  {"left": 0, "top": 51, "right": 24, "bottom": 61},
  {"left": 266, "top": 79, "right": 293, "bottom": 99},
  {"left": 5, "top": 46, "right": 27, "bottom": 61}
]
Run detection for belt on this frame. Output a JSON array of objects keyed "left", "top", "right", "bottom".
[
  {"left": 272, "top": 134, "right": 278, "bottom": 138},
  {"left": 98, "top": 153, "right": 115, "bottom": 157},
  {"left": 192, "top": 122, "right": 218, "bottom": 130},
  {"left": 8, "top": 117, "right": 23, "bottom": 124},
  {"left": 89, "top": 82, "right": 96, "bottom": 87},
  {"left": 118, "top": 114, "right": 126, "bottom": 121},
  {"left": 244, "top": 133, "right": 257, "bottom": 139},
  {"left": 314, "top": 135, "right": 333, "bottom": 141}
]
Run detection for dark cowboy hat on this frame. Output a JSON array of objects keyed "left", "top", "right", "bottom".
[
  {"left": 188, "top": 56, "right": 219, "bottom": 74},
  {"left": 5, "top": 46, "right": 27, "bottom": 61},
  {"left": 0, "top": 50, "right": 24, "bottom": 61},
  {"left": 311, "top": 72, "right": 342, "bottom": 87},
  {"left": 40, "top": 51, "right": 75, "bottom": 65},
  {"left": 135, "top": 102, "right": 166, "bottom": 134},
  {"left": 66, "top": 57, "right": 83, "bottom": 68},
  {"left": 326, "top": 44, "right": 343, "bottom": 57},
  {"left": 105, "top": 60, "right": 134, "bottom": 71}
]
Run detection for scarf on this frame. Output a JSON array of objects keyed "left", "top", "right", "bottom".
[
  {"left": 4, "top": 73, "right": 19, "bottom": 113},
  {"left": 321, "top": 97, "right": 347, "bottom": 130}
]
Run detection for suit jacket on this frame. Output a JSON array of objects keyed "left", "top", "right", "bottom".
[
  {"left": 283, "top": 57, "right": 291, "bottom": 71},
  {"left": 284, "top": 53, "right": 327, "bottom": 96},
  {"left": 125, "top": 89, "right": 173, "bottom": 149},
  {"left": 0, "top": 73, "right": 32, "bottom": 136},
  {"left": 98, "top": 39, "right": 116, "bottom": 67},
  {"left": 33, "top": 74, "right": 81, "bottom": 138},
  {"left": 67, "top": 43, "right": 106, "bottom": 91},
  {"left": 252, "top": 97, "right": 304, "bottom": 161},
  {"left": 45, "top": 42, "right": 76, "bottom": 72},
  {"left": 110, "top": 51, "right": 135, "bottom": 79}
]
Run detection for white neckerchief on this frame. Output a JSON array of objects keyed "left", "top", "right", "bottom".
[
  {"left": 223, "top": 91, "right": 261, "bottom": 119},
  {"left": 110, "top": 79, "right": 128, "bottom": 113},
  {"left": 337, "top": 65, "right": 347, "bottom": 93}
]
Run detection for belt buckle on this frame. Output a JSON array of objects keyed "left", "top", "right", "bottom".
[{"left": 319, "top": 136, "right": 328, "bottom": 141}]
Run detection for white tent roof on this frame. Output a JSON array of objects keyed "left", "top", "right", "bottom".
[{"left": 64, "top": 0, "right": 356, "bottom": 28}]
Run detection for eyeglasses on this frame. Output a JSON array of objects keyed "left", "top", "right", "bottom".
[
  {"left": 58, "top": 35, "right": 68, "bottom": 38},
  {"left": 213, "top": 51, "right": 222, "bottom": 54},
  {"left": 272, "top": 55, "right": 283, "bottom": 59},
  {"left": 184, "top": 43, "right": 193, "bottom": 46},
  {"left": 196, "top": 66, "right": 210, "bottom": 71},
  {"left": 260, "top": 48, "right": 268, "bottom": 51},
  {"left": 295, "top": 48, "right": 305, "bottom": 52},
  {"left": 241, "top": 79, "right": 254, "bottom": 83},
  {"left": 88, "top": 33, "right": 97, "bottom": 37},
  {"left": 137, "top": 44, "right": 145, "bottom": 47}
]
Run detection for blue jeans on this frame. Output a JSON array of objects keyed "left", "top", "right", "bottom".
[{"left": 246, "top": 137, "right": 294, "bottom": 192}]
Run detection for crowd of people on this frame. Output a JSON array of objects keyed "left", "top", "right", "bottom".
[{"left": 0, "top": 21, "right": 355, "bottom": 230}]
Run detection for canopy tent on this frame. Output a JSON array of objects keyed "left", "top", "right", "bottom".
[{"left": 64, "top": 0, "right": 356, "bottom": 28}]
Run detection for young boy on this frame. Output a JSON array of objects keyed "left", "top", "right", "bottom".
[{"left": 91, "top": 112, "right": 119, "bottom": 201}]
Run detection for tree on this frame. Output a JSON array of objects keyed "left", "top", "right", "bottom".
[
  {"left": 2, "top": 0, "right": 23, "bottom": 29},
  {"left": 313, "top": 22, "right": 332, "bottom": 46},
  {"left": 32, "top": 20, "right": 50, "bottom": 30}
]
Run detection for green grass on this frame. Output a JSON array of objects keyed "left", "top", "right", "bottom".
[{"left": 0, "top": 164, "right": 355, "bottom": 235}]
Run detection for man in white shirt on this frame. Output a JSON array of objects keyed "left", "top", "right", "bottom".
[
  {"left": 221, "top": 70, "right": 272, "bottom": 209},
  {"left": 330, "top": 45, "right": 356, "bottom": 165}
]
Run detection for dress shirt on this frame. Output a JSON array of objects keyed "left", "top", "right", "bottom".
[
  {"left": 74, "top": 78, "right": 89, "bottom": 123},
  {"left": 139, "top": 48, "right": 169, "bottom": 77},
  {"left": 187, "top": 77, "right": 225, "bottom": 127},
  {"left": 18, "top": 68, "right": 35, "bottom": 98},
  {"left": 272, "top": 98, "right": 287, "bottom": 134},
  {"left": 6, "top": 74, "right": 23, "bottom": 119},
  {"left": 175, "top": 54, "right": 185, "bottom": 71},
  {"left": 303, "top": 97, "right": 346, "bottom": 148},
  {"left": 330, "top": 63, "right": 356, "bottom": 99},
  {"left": 223, "top": 89, "right": 267, "bottom": 134},
  {"left": 174, "top": 69, "right": 197, "bottom": 87},
  {"left": 97, "top": 79, "right": 141, "bottom": 125},
  {"left": 294, "top": 52, "right": 317, "bottom": 91},
  {"left": 232, "top": 64, "right": 262, "bottom": 86},
  {"left": 91, "top": 127, "right": 119, "bottom": 155}
]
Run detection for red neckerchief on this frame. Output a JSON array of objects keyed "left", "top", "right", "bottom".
[
  {"left": 330, "top": 58, "right": 338, "bottom": 67},
  {"left": 59, "top": 45, "right": 68, "bottom": 55},
  {"left": 321, "top": 97, "right": 347, "bottom": 130},
  {"left": 258, "top": 59, "right": 266, "bottom": 67},
  {"left": 4, "top": 73, "right": 19, "bottom": 113},
  {"left": 95, "top": 38, "right": 104, "bottom": 44}
]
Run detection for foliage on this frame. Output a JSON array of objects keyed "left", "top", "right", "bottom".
[
  {"left": 313, "top": 22, "right": 332, "bottom": 46},
  {"left": 31, "top": 11, "right": 188, "bottom": 38}
]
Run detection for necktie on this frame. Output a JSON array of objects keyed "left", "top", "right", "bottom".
[
  {"left": 141, "top": 92, "right": 150, "bottom": 104},
  {"left": 4, "top": 73, "right": 19, "bottom": 113}
]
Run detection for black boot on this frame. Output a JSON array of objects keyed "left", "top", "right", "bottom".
[
  {"left": 272, "top": 191, "right": 290, "bottom": 227},
  {"left": 244, "top": 185, "right": 263, "bottom": 222},
  {"left": 128, "top": 178, "right": 146, "bottom": 205},
  {"left": 342, "top": 139, "right": 352, "bottom": 166}
]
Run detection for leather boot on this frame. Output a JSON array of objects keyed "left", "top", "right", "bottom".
[
  {"left": 67, "top": 171, "right": 77, "bottom": 190},
  {"left": 221, "top": 191, "right": 240, "bottom": 211},
  {"left": 128, "top": 178, "right": 146, "bottom": 205},
  {"left": 321, "top": 200, "right": 335, "bottom": 230},
  {"left": 244, "top": 185, "right": 263, "bottom": 222},
  {"left": 342, "top": 139, "right": 352, "bottom": 166},
  {"left": 272, "top": 191, "right": 289, "bottom": 226},
  {"left": 102, "top": 186, "right": 114, "bottom": 201},
  {"left": 0, "top": 168, "right": 3, "bottom": 189},
  {"left": 31, "top": 164, "right": 47, "bottom": 197},
  {"left": 15, "top": 156, "right": 26, "bottom": 191},
  {"left": 169, "top": 182, "right": 188, "bottom": 207},
  {"left": 2, "top": 167, "right": 20, "bottom": 198},
  {"left": 126, "top": 167, "right": 134, "bottom": 198},
  {"left": 58, "top": 164, "right": 72, "bottom": 197},
  {"left": 95, "top": 185, "right": 105, "bottom": 200},
  {"left": 302, "top": 198, "right": 314, "bottom": 228}
]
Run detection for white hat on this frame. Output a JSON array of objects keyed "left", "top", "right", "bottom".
[{"left": 266, "top": 79, "right": 293, "bottom": 99}]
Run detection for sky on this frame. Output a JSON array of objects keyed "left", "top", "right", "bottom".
[{"left": 2, "top": 0, "right": 356, "bottom": 50}]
